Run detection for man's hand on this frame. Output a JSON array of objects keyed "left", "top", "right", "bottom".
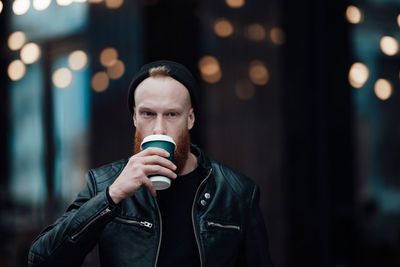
[{"left": 108, "top": 147, "right": 177, "bottom": 204}]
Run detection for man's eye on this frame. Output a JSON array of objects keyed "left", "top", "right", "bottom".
[
  {"left": 167, "top": 112, "right": 178, "bottom": 117},
  {"left": 142, "top": 111, "right": 154, "bottom": 117}
]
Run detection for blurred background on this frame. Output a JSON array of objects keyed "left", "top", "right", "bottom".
[{"left": 0, "top": 0, "right": 400, "bottom": 266}]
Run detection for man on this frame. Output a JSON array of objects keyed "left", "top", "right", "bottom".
[{"left": 28, "top": 60, "right": 273, "bottom": 266}]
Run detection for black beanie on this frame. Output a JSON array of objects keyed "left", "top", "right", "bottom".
[{"left": 128, "top": 60, "right": 199, "bottom": 117}]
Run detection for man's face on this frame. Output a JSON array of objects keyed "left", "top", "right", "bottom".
[{"left": 133, "top": 76, "right": 195, "bottom": 171}]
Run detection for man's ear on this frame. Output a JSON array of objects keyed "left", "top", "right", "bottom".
[
  {"left": 133, "top": 107, "right": 137, "bottom": 127},
  {"left": 188, "top": 108, "right": 195, "bottom": 130}
]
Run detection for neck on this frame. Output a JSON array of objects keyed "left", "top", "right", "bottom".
[{"left": 178, "top": 152, "right": 198, "bottom": 176}]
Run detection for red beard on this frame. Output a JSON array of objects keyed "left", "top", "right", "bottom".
[{"left": 133, "top": 130, "right": 191, "bottom": 175}]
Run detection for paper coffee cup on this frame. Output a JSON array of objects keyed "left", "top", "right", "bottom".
[{"left": 141, "top": 135, "right": 176, "bottom": 190}]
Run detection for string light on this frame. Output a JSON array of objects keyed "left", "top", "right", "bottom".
[
  {"left": 198, "top": 56, "right": 222, "bottom": 84},
  {"left": 13, "top": 0, "right": 31, "bottom": 15},
  {"left": 380, "top": 36, "right": 399, "bottom": 56},
  {"left": 246, "top": 24, "right": 266, "bottom": 41},
  {"left": 8, "top": 60, "right": 26, "bottom": 81},
  {"left": 20, "top": 43, "right": 41, "bottom": 64},
  {"left": 100, "top": 47, "right": 118, "bottom": 67},
  {"left": 374, "top": 79, "right": 392, "bottom": 100},
  {"left": 52, "top": 68, "right": 73, "bottom": 88},
  {"left": 213, "top": 18, "right": 234, "bottom": 38},
  {"left": 8, "top": 31, "right": 27, "bottom": 51},
  {"left": 225, "top": 0, "right": 245, "bottom": 9},
  {"left": 248, "top": 60, "right": 269, "bottom": 85},
  {"left": 105, "top": 0, "right": 123, "bottom": 9},
  {"left": 349, "top": 62, "right": 369, "bottom": 88},
  {"left": 68, "top": 50, "right": 88, "bottom": 70},
  {"left": 107, "top": 60, "right": 125, "bottom": 79},
  {"left": 235, "top": 80, "right": 255, "bottom": 100},
  {"left": 346, "top": 5, "right": 363, "bottom": 24},
  {"left": 270, "top": 27, "right": 286, "bottom": 45},
  {"left": 33, "top": 0, "right": 52, "bottom": 11}
]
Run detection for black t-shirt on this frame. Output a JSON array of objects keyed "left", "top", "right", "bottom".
[{"left": 156, "top": 167, "right": 202, "bottom": 267}]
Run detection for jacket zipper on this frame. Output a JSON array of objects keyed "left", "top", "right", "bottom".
[
  {"left": 153, "top": 197, "right": 162, "bottom": 267},
  {"left": 71, "top": 207, "right": 112, "bottom": 240},
  {"left": 192, "top": 168, "right": 213, "bottom": 267},
  {"left": 114, "top": 217, "right": 153, "bottom": 229},
  {"left": 206, "top": 221, "right": 241, "bottom": 231}
]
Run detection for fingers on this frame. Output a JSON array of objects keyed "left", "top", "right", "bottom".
[
  {"left": 137, "top": 147, "right": 171, "bottom": 158},
  {"left": 141, "top": 177, "right": 157, "bottom": 197}
]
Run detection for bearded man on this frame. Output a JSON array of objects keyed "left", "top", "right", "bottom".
[{"left": 28, "top": 60, "right": 273, "bottom": 267}]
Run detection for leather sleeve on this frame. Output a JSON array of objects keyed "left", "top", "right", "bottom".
[
  {"left": 239, "top": 184, "right": 274, "bottom": 266},
  {"left": 28, "top": 171, "right": 119, "bottom": 267}
]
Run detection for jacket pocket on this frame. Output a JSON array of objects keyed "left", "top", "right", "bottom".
[
  {"left": 113, "top": 216, "right": 153, "bottom": 229},
  {"left": 205, "top": 220, "right": 241, "bottom": 231}
]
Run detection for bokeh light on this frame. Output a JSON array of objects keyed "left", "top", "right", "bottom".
[
  {"left": 8, "top": 60, "right": 26, "bottom": 81},
  {"left": 105, "top": 0, "right": 123, "bottom": 8},
  {"left": 91, "top": 72, "right": 110, "bottom": 92},
  {"left": 225, "top": 0, "right": 245, "bottom": 9},
  {"left": 198, "top": 56, "right": 222, "bottom": 84},
  {"left": 214, "top": 18, "right": 234, "bottom": 38},
  {"left": 89, "top": 0, "right": 103, "bottom": 2},
  {"left": 346, "top": 5, "right": 363, "bottom": 24},
  {"left": 270, "top": 27, "right": 286, "bottom": 45},
  {"left": 374, "top": 79, "right": 392, "bottom": 100},
  {"left": 52, "top": 68, "right": 73, "bottom": 88},
  {"left": 107, "top": 60, "right": 125, "bottom": 79},
  {"left": 13, "top": 0, "right": 31, "bottom": 15},
  {"left": 20, "top": 43, "right": 41, "bottom": 64},
  {"left": 8, "top": 31, "right": 27, "bottom": 51},
  {"left": 100, "top": 47, "right": 118, "bottom": 67},
  {"left": 397, "top": 14, "right": 400, "bottom": 28},
  {"left": 246, "top": 24, "right": 266, "bottom": 41},
  {"left": 56, "top": 0, "right": 73, "bottom": 6},
  {"left": 33, "top": 0, "right": 52, "bottom": 11},
  {"left": 68, "top": 50, "right": 88, "bottom": 70},
  {"left": 380, "top": 36, "right": 399, "bottom": 56},
  {"left": 235, "top": 80, "right": 255, "bottom": 100},
  {"left": 249, "top": 60, "right": 269, "bottom": 86},
  {"left": 0, "top": 1, "right": 3, "bottom": 14},
  {"left": 349, "top": 62, "right": 369, "bottom": 88}
]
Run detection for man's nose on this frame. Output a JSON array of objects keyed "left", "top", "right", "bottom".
[{"left": 153, "top": 116, "right": 167, "bottom": 135}]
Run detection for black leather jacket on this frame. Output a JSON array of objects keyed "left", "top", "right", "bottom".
[{"left": 28, "top": 145, "right": 273, "bottom": 266}]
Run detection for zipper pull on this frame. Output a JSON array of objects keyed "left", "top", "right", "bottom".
[{"left": 140, "top": 221, "right": 153, "bottom": 228}]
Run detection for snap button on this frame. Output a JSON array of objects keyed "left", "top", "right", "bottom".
[
  {"left": 204, "top": 193, "right": 211, "bottom": 199},
  {"left": 200, "top": 200, "right": 207, "bottom": 206}
]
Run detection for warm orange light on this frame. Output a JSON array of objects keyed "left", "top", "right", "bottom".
[
  {"left": 89, "top": 0, "right": 103, "bottom": 2},
  {"left": 270, "top": 27, "right": 286, "bottom": 45},
  {"left": 349, "top": 62, "right": 369, "bottom": 88},
  {"left": 52, "top": 68, "right": 73, "bottom": 88},
  {"left": 107, "top": 60, "right": 125, "bottom": 79},
  {"left": 380, "top": 36, "right": 399, "bottom": 56},
  {"left": 100, "top": 47, "right": 118, "bottom": 67},
  {"left": 198, "top": 56, "right": 222, "bottom": 84},
  {"left": 398, "top": 14, "right": 400, "bottom": 28},
  {"left": 246, "top": 24, "right": 266, "bottom": 41},
  {"left": 8, "top": 31, "right": 27, "bottom": 51},
  {"left": 0, "top": 1, "right": 3, "bottom": 14},
  {"left": 346, "top": 5, "right": 363, "bottom": 24},
  {"left": 235, "top": 80, "right": 255, "bottom": 100},
  {"left": 91, "top": 72, "right": 109, "bottom": 92},
  {"left": 225, "top": 0, "right": 245, "bottom": 9},
  {"left": 8, "top": 60, "right": 26, "bottom": 81},
  {"left": 20, "top": 43, "right": 41, "bottom": 64},
  {"left": 249, "top": 60, "right": 269, "bottom": 86},
  {"left": 374, "top": 79, "right": 392, "bottom": 100},
  {"left": 105, "top": 0, "right": 123, "bottom": 8},
  {"left": 214, "top": 18, "right": 234, "bottom": 38}
]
